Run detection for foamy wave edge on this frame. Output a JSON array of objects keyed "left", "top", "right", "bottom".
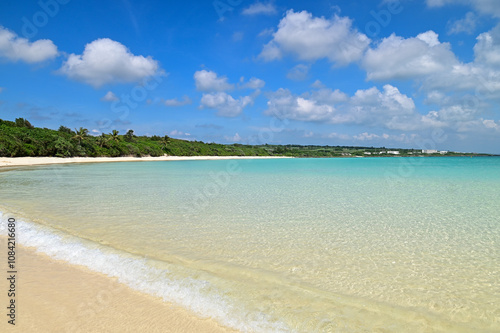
[{"left": 0, "top": 211, "right": 291, "bottom": 333}]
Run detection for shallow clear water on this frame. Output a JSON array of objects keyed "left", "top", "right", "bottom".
[{"left": 1, "top": 157, "right": 499, "bottom": 332}]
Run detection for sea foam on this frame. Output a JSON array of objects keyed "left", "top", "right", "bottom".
[{"left": 0, "top": 211, "right": 291, "bottom": 333}]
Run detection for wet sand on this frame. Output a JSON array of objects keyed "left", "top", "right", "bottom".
[{"left": 0, "top": 237, "right": 237, "bottom": 333}]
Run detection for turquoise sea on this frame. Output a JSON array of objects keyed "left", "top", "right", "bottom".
[{"left": 0, "top": 157, "right": 499, "bottom": 332}]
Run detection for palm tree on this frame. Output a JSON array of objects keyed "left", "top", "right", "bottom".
[
  {"left": 72, "top": 127, "right": 88, "bottom": 145},
  {"left": 97, "top": 133, "right": 108, "bottom": 147},
  {"left": 108, "top": 130, "right": 120, "bottom": 143},
  {"left": 160, "top": 135, "right": 171, "bottom": 152}
]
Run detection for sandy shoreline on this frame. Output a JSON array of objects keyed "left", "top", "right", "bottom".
[
  {"left": 0, "top": 236, "right": 237, "bottom": 333},
  {"left": 0, "top": 155, "right": 290, "bottom": 168},
  {"left": 0, "top": 155, "right": 283, "bottom": 331}
]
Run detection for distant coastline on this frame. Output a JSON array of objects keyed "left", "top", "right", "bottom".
[{"left": 1, "top": 117, "right": 496, "bottom": 159}]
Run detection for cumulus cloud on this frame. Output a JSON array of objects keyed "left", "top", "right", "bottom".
[
  {"left": 58, "top": 38, "right": 160, "bottom": 87},
  {"left": 360, "top": 25, "right": 500, "bottom": 105},
  {"left": 265, "top": 88, "right": 336, "bottom": 122},
  {"left": 308, "top": 87, "right": 348, "bottom": 105},
  {"left": 0, "top": 26, "right": 58, "bottom": 63},
  {"left": 265, "top": 84, "right": 442, "bottom": 131},
  {"left": 424, "top": 103, "right": 500, "bottom": 134},
  {"left": 239, "top": 77, "right": 265, "bottom": 89},
  {"left": 259, "top": 10, "right": 370, "bottom": 65},
  {"left": 362, "top": 31, "right": 458, "bottom": 80},
  {"left": 200, "top": 92, "right": 254, "bottom": 117},
  {"left": 474, "top": 24, "right": 500, "bottom": 69},
  {"left": 448, "top": 12, "right": 477, "bottom": 35},
  {"left": 100, "top": 91, "right": 119, "bottom": 102},
  {"left": 242, "top": 2, "right": 277, "bottom": 16},
  {"left": 164, "top": 95, "right": 192, "bottom": 107},
  {"left": 194, "top": 70, "right": 234, "bottom": 92},
  {"left": 420, "top": 26, "right": 500, "bottom": 97}
]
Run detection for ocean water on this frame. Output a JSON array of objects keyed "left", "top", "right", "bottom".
[{"left": 0, "top": 157, "right": 499, "bottom": 332}]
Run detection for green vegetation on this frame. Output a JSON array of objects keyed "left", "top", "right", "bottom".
[
  {"left": 0, "top": 118, "right": 270, "bottom": 157},
  {"left": 0, "top": 118, "right": 493, "bottom": 158}
]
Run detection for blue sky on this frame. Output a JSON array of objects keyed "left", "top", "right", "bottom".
[{"left": 1, "top": 0, "right": 499, "bottom": 153}]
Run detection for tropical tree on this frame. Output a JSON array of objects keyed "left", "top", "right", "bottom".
[
  {"left": 58, "top": 125, "right": 72, "bottom": 134},
  {"left": 160, "top": 135, "right": 171, "bottom": 152},
  {"left": 72, "top": 127, "right": 88, "bottom": 145},
  {"left": 97, "top": 133, "right": 108, "bottom": 147},
  {"left": 54, "top": 137, "right": 73, "bottom": 157},
  {"left": 15, "top": 118, "right": 34, "bottom": 129},
  {"left": 125, "top": 129, "right": 135, "bottom": 142},
  {"left": 108, "top": 130, "right": 120, "bottom": 143}
]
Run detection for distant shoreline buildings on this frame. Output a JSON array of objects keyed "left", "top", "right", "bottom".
[{"left": 422, "top": 150, "right": 449, "bottom": 154}]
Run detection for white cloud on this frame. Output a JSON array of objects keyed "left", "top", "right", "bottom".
[
  {"left": 420, "top": 25, "right": 500, "bottom": 97},
  {"left": 353, "top": 132, "right": 380, "bottom": 141},
  {"left": 100, "top": 91, "right": 119, "bottom": 102},
  {"left": 448, "top": 12, "right": 477, "bottom": 35},
  {"left": 311, "top": 80, "right": 325, "bottom": 89},
  {"left": 362, "top": 31, "right": 458, "bottom": 80},
  {"left": 286, "top": 64, "right": 310, "bottom": 81},
  {"left": 224, "top": 133, "right": 242, "bottom": 142},
  {"left": 307, "top": 87, "right": 348, "bottom": 105},
  {"left": 265, "top": 84, "right": 441, "bottom": 131},
  {"left": 265, "top": 88, "right": 336, "bottom": 122},
  {"left": 259, "top": 10, "right": 370, "bottom": 65},
  {"left": 242, "top": 2, "right": 277, "bottom": 16},
  {"left": 194, "top": 70, "right": 234, "bottom": 92},
  {"left": 0, "top": 26, "right": 58, "bottom": 63},
  {"left": 474, "top": 24, "right": 500, "bottom": 69},
  {"left": 350, "top": 85, "right": 425, "bottom": 131},
  {"left": 239, "top": 77, "right": 265, "bottom": 89},
  {"left": 59, "top": 38, "right": 159, "bottom": 87},
  {"left": 434, "top": 104, "right": 479, "bottom": 122},
  {"left": 169, "top": 130, "right": 191, "bottom": 137},
  {"left": 483, "top": 119, "right": 499, "bottom": 130},
  {"left": 164, "top": 95, "right": 192, "bottom": 107},
  {"left": 362, "top": 26, "right": 500, "bottom": 105},
  {"left": 200, "top": 92, "right": 254, "bottom": 117}
]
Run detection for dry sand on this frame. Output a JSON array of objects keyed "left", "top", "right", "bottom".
[
  {"left": 0, "top": 237, "right": 237, "bottom": 333},
  {"left": 0, "top": 155, "right": 290, "bottom": 168}
]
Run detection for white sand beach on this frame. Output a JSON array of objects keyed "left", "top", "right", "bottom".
[{"left": 0, "top": 155, "right": 291, "bottom": 168}]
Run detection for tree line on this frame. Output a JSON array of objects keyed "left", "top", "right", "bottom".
[{"left": 0, "top": 118, "right": 271, "bottom": 158}]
